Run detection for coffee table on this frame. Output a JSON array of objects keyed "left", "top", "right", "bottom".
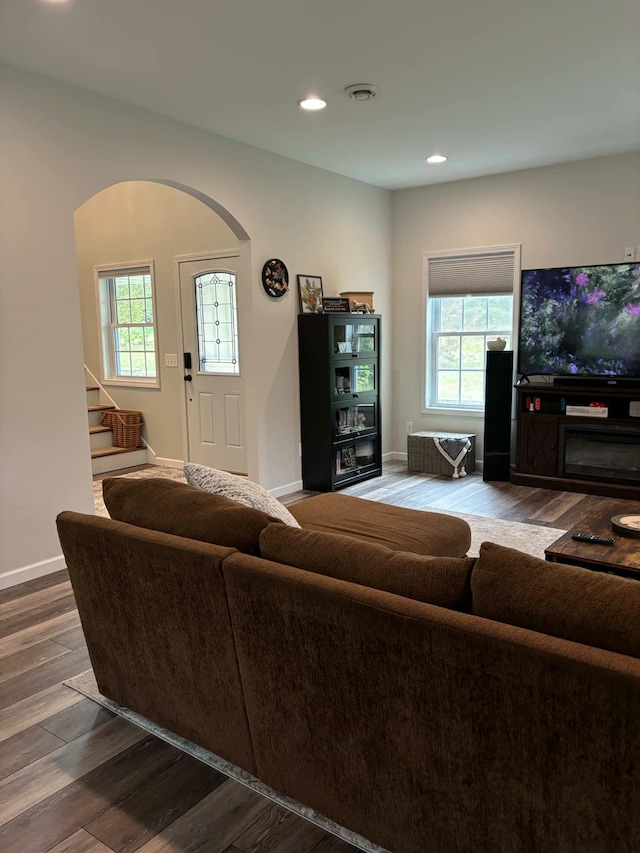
[{"left": 545, "top": 498, "right": 640, "bottom": 579}]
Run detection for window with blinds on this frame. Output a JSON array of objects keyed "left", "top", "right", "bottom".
[{"left": 424, "top": 245, "right": 520, "bottom": 410}]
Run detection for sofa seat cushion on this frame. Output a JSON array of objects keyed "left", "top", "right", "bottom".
[
  {"left": 472, "top": 541, "right": 640, "bottom": 658},
  {"left": 103, "top": 477, "right": 279, "bottom": 556},
  {"left": 288, "top": 492, "right": 471, "bottom": 558},
  {"left": 260, "top": 523, "right": 474, "bottom": 610},
  {"left": 184, "top": 463, "right": 300, "bottom": 527}
]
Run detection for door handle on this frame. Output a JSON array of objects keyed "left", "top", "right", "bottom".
[{"left": 184, "top": 374, "right": 193, "bottom": 382}]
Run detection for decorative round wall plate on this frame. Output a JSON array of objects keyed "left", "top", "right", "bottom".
[
  {"left": 261, "top": 258, "right": 289, "bottom": 298},
  {"left": 611, "top": 514, "right": 640, "bottom": 538}
]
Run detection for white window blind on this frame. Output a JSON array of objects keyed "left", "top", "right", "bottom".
[{"left": 428, "top": 250, "right": 516, "bottom": 296}]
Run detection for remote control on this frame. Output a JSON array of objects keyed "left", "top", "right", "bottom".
[{"left": 571, "top": 533, "right": 616, "bottom": 545}]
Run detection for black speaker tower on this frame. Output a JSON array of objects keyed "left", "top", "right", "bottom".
[{"left": 483, "top": 350, "right": 514, "bottom": 481}]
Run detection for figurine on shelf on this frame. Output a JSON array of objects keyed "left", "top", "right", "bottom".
[{"left": 352, "top": 300, "right": 372, "bottom": 313}]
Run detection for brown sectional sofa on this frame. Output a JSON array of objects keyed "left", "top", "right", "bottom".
[{"left": 56, "top": 478, "right": 640, "bottom": 853}]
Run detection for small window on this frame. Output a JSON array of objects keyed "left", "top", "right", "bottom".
[
  {"left": 96, "top": 263, "right": 159, "bottom": 386},
  {"left": 194, "top": 270, "right": 239, "bottom": 374},
  {"left": 430, "top": 294, "right": 513, "bottom": 408}
]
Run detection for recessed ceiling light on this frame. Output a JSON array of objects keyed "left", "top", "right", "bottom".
[
  {"left": 426, "top": 154, "right": 448, "bottom": 164},
  {"left": 298, "top": 97, "right": 327, "bottom": 111}
]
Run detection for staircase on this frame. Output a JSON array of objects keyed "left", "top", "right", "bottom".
[{"left": 86, "top": 384, "right": 148, "bottom": 475}]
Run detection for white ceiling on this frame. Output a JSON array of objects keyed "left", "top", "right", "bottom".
[{"left": 1, "top": 0, "right": 639, "bottom": 190}]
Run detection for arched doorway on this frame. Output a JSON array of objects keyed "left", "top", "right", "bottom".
[{"left": 75, "top": 180, "right": 252, "bottom": 475}]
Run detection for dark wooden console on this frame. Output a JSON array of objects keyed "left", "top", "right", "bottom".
[{"left": 512, "top": 382, "right": 640, "bottom": 499}]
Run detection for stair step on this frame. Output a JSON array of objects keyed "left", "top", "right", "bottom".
[
  {"left": 88, "top": 404, "right": 115, "bottom": 412},
  {"left": 90, "top": 427, "right": 115, "bottom": 451},
  {"left": 91, "top": 446, "right": 144, "bottom": 459},
  {"left": 91, "top": 446, "right": 148, "bottom": 475},
  {"left": 86, "top": 385, "right": 99, "bottom": 391}
]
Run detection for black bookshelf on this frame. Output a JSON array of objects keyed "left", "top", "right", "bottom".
[{"left": 298, "top": 314, "right": 382, "bottom": 491}]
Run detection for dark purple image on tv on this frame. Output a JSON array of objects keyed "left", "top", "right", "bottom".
[{"left": 517, "top": 263, "right": 640, "bottom": 378}]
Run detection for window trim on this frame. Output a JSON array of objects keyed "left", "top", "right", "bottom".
[
  {"left": 429, "top": 295, "right": 513, "bottom": 410},
  {"left": 94, "top": 260, "right": 160, "bottom": 389},
  {"left": 421, "top": 244, "right": 521, "bottom": 414}
]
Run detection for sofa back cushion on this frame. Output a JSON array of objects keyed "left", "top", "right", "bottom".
[
  {"left": 472, "top": 541, "right": 640, "bottom": 658},
  {"left": 103, "top": 477, "right": 278, "bottom": 556},
  {"left": 259, "top": 523, "right": 474, "bottom": 611}
]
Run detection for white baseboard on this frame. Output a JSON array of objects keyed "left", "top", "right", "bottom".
[
  {"left": 385, "top": 451, "right": 407, "bottom": 462},
  {"left": 270, "top": 479, "right": 304, "bottom": 498},
  {"left": 151, "top": 456, "right": 184, "bottom": 470},
  {"left": 0, "top": 554, "right": 67, "bottom": 590}
]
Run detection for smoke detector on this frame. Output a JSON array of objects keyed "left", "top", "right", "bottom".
[{"left": 344, "top": 84, "right": 377, "bottom": 102}]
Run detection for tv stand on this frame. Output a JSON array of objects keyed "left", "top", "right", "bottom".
[{"left": 512, "top": 382, "right": 640, "bottom": 499}]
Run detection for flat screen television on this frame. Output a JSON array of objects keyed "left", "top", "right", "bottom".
[{"left": 517, "top": 262, "right": 640, "bottom": 380}]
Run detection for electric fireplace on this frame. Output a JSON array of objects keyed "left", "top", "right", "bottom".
[{"left": 560, "top": 424, "right": 640, "bottom": 485}]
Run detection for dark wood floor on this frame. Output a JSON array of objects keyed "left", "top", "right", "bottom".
[
  {"left": 0, "top": 464, "right": 615, "bottom": 852},
  {"left": 285, "top": 461, "right": 607, "bottom": 531}
]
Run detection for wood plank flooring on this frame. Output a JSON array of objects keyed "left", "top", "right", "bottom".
[
  {"left": 0, "top": 463, "right": 618, "bottom": 852},
  {"left": 284, "top": 461, "right": 603, "bottom": 531}
]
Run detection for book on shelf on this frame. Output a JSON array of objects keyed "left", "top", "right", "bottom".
[
  {"left": 336, "top": 446, "right": 358, "bottom": 474},
  {"left": 341, "top": 446, "right": 358, "bottom": 470}
]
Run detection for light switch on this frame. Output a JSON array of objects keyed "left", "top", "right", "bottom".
[{"left": 164, "top": 353, "right": 178, "bottom": 367}]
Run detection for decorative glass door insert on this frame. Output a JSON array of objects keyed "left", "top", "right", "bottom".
[{"left": 194, "top": 271, "right": 239, "bottom": 374}]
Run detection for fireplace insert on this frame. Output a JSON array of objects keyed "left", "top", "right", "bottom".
[{"left": 559, "top": 423, "right": 640, "bottom": 485}]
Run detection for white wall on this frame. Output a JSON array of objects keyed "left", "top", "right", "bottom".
[
  {"left": 76, "top": 181, "right": 239, "bottom": 462},
  {"left": 391, "top": 152, "right": 640, "bottom": 457},
  {"left": 0, "top": 63, "right": 391, "bottom": 587}
]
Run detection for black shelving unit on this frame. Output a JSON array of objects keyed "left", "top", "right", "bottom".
[{"left": 298, "top": 314, "right": 382, "bottom": 491}]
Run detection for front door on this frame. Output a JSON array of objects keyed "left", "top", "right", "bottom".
[{"left": 178, "top": 255, "right": 247, "bottom": 474}]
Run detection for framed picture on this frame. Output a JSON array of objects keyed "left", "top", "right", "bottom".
[{"left": 297, "top": 275, "right": 323, "bottom": 314}]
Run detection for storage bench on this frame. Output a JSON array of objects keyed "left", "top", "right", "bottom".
[{"left": 407, "top": 431, "right": 476, "bottom": 477}]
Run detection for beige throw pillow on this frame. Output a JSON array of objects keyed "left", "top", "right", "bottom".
[{"left": 184, "top": 463, "right": 300, "bottom": 528}]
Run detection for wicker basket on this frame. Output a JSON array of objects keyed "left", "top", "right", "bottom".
[
  {"left": 407, "top": 431, "right": 476, "bottom": 476},
  {"left": 100, "top": 409, "right": 144, "bottom": 449}
]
